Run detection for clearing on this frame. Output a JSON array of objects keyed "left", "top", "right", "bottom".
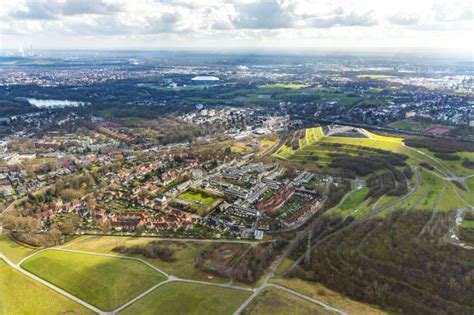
[
  {"left": 0, "top": 234, "right": 38, "bottom": 264},
  {"left": 63, "top": 235, "right": 231, "bottom": 283},
  {"left": 243, "top": 287, "right": 336, "bottom": 315},
  {"left": 20, "top": 249, "right": 166, "bottom": 311},
  {"left": 120, "top": 282, "right": 251, "bottom": 315},
  {"left": 0, "top": 260, "right": 93, "bottom": 314}
]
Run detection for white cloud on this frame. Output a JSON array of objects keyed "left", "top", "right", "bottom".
[{"left": 0, "top": 0, "right": 472, "bottom": 52}]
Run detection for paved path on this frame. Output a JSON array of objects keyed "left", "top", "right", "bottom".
[{"left": 0, "top": 253, "right": 104, "bottom": 314}]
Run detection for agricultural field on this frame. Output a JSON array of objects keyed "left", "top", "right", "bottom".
[
  {"left": 20, "top": 249, "right": 167, "bottom": 311},
  {"left": 0, "top": 234, "right": 38, "bottom": 264},
  {"left": 243, "top": 287, "right": 336, "bottom": 315},
  {"left": 63, "top": 236, "right": 231, "bottom": 283},
  {"left": 176, "top": 191, "right": 221, "bottom": 216},
  {"left": 120, "top": 282, "right": 251, "bottom": 315},
  {"left": 0, "top": 260, "right": 93, "bottom": 315},
  {"left": 270, "top": 278, "right": 387, "bottom": 315}
]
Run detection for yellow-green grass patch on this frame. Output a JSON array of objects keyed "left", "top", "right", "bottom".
[
  {"left": 276, "top": 257, "right": 294, "bottom": 274},
  {"left": 243, "top": 287, "right": 336, "bottom": 315},
  {"left": 413, "top": 169, "right": 446, "bottom": 212},
  {"left": 330, "top": 188, "right": 369, "bottom": 217},
  {"left": 270, "top": 277, "right": 387, "bottom": 315},
  {"left": 0, "top": 234, "right": 38, "bottom": 264},
  {"left": 461, "top": 220, "right": 474, "bottom": 228},
  {"left": 0, "top": 260, "right": 93, "bottom": 315},
  {"left": 356, "top": 74, "right": 394, "bottom": 79},
  {"left": 437, "top": 183, "right": 469, "bottom": 212},
  {"left": 63, "top": 236, "right": 230, "bottom": 283},
  {"left": 259, "top": 82, "right": 311, "bottom": 89},
  {"left": 120, "top": 282, "right": 251, "bottom": 315},
  {"left": 21, "top": 249, "right": 166, "bottom": 311}
]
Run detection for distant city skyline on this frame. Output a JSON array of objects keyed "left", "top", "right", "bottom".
[{"left": 1, "top": 0, "right": 473, "bottom": 55}]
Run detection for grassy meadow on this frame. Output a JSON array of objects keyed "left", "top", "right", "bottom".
[
  {"left": 21, "top": 249, "right": 166, "bottom": 311},
  {"left": 120, "top": 282, "right": 251, "bottom": 315}
]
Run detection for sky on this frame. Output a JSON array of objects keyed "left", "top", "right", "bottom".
[{"left": 0, "top": 0, "right": 473, "bottom": 54}]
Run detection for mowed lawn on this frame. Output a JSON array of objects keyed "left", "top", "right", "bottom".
[
  {"left": 178, "top": 191, "right": 217, "bottom": 206},
  {"left": 0, "top": 234, "right": 38, "bottom": 264},
  {"left": 120, "top": 282, "right": 251, "bottom": 315},
  {"left": 0, "top": 260, "right": 93, "bottom": 314},
  {"left": 64, "top": 236, "right": 230, "bottom": 283},
  {"left": 330, "top": 188, "right": 369, "bottom": 217},
  {"left": 243, "top": 287, "right": 336, "bottom": 315},
  {"left": 21, "top": 250, "right": 167, "bottom": 311}
]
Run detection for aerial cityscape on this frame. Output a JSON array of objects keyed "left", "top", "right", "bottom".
[{"left": 0, "top": 1, "right": 473, "bottom": 315}]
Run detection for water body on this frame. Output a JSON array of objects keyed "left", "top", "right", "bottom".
[{"left": 25, "top": 98, "right": 86, "bottom": 109}]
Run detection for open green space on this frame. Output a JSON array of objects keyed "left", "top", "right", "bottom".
[
  {"left": 259, "top": 82, "right": 311, "bottom": 89},
  {"left": 270, "top": 278, "right": 387, "bottom": 315},
  {"left": 419, "top": 150, "right": 474, "bottom": 177},
  {"left": 120, "top": 282, "right": 251, "bottom": 315},
  {"left": 21, "top": 249, "right": 166, "bottom": 311},
  {"left": 276, "top": 257, "right": 294, "bottom": 274},
  {"left": 388, "top": 120, "right": 425, "bottom": 131},
  {"left": 356, "top": 74, "right": 394, "bottom": 79},
  {"left": 178, "top": 191, "right": 217, "bottom": 205},
  {"left": 367, "top": 88, "right": 384, "bottom": 93},
  {"left": 437, "top": 183, "right": 469, "bottom": 212},
  {"left": 0, "top": 260, "right": 93, "bottom": 315},
  {"left": 177, "top": 191, "right": 221, "bottom": 216},
  {"left": 461, "top": 220, "right": 474, "bottom": 228},
  {"left": 0, "top": 234, "right": 38, "bottom": 264},
  {"left": 243, "top": 287, "right": 335, "bottom": 315},
  {"left": 330, "top": 188, "right": 369, "bottom": 217},
  {"left": 64, "top": 236, "right": 230, "bottom": 283}
]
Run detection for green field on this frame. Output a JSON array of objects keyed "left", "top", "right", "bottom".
[
  {"left": 275, "top": 126, "right": 473, "bottom": 220},
  {"left": 461, "top": 220, "right": 474, "bottom": 228},
  {"left": 388, "top": 120, "right": 424, "bottom": 131},
  {"left": 21, "top": 249, "right": 167, "bottom": 311},
  {"left": 243, "top": 287, "right": 335, "bottom": 315},
  {"left": 64, "top": 236, "right": 230, "bottom": 283},
  {"left": 276, "top": 257, "right": 295, "bottom": 274},
  {"left": 0, "top": 260, "right": 93, "bottom": 314},
  {"left": 177, "top": 191, "right": 221, "bottom": 216},
  {"left": 367, "top": 88, "right": 384, "bottom": 93},
  {"left": 259, "top": 82, "right": 311, "bottom": 89},
  {"left": 0, "top": 234, "right": 38, "bottom": 264},
  {"left": 178, "top": 191, "right": 217, "bottom": 205},
  {"left": 120, "top": 282, "right": 251, "bottom": 315},
  {"left": 356, "top": 74, "right": 394, "bottom": 79},
  {"left": 270, "top": 278, "right": 386, "bottom": 315},
  {"left": 330, "top": 188, "right": 369, "bottom": 217}
]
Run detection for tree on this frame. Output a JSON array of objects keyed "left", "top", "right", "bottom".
[
  {"left": 47, "top": 227, "right": 62, "bottom": 245},
  {"left": 86, "top": 195, "right": 96, "bottom": 210},
  {"left": 61, "top": 214, "right": 81, "bottom": 235}
]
